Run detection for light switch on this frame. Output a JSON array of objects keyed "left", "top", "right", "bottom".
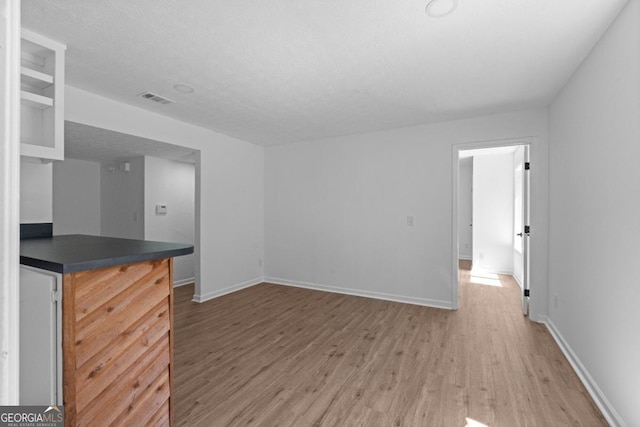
[
  {"left": 407, "top": 215, "right": 415, "bottom": 227},
  {"left": 156, "top": 204, "right": 167, "bottom": 215}
]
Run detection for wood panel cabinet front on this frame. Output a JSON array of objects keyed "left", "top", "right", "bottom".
[{"left": 62, "top": 259, "right": 174, "bottom": 427}]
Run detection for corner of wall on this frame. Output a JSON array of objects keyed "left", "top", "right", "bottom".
[{"left": 544, "top": 319, "right": 625, "bottom": 426}]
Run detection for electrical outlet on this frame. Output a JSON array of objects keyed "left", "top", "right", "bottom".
[
  {"left": 407, "top": 216, "right": 415, "bottom": 227},
  {"left": 258, "top": 258, "right": 263, "bottom": 267}
]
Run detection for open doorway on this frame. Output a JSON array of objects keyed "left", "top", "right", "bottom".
[
  {"left": 51, "top": 121, "right": 201, "bottom": 293},
  {"left": 452, "top": 139, "right": 531, "bottom": 315}
]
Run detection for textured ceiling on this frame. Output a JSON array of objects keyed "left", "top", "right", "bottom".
[
  {"left": 23, "top": 0, "right": 627, "bottom": 146},
  {"left": 65, "top": 121, "right": 196, "bottom": 164}
]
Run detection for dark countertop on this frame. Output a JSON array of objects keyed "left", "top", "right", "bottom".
[{"left": 20, "top": 234, "right": 194, "bottom": 274}]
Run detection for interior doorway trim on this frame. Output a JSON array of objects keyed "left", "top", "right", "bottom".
[
  {"left": 0, "top": 0, "right": 21, "bottom": 404},
  {"left": 451, "top": 136, "right": 533, "bottom": 311}
]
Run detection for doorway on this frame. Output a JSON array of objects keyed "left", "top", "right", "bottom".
[
  {"left": 452, "top": 139, "right": 531, "bottom": 315},
  {"left": 52, "top": 121, "right": 201, "bottom": 294}
]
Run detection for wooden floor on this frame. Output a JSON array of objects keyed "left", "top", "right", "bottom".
[{"left": 173, "top": 263, "right": 606, "bottom": 426}]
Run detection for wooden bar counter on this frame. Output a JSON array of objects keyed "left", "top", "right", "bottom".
[{"left": 20, "top": 234, "right": 193, "bottom": 427}]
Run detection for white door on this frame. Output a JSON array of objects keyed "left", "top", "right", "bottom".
[{"left": 520, "top": 145, "right": 531, "bottom": 315}]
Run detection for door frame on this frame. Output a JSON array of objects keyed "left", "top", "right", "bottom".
[
  {"left": 0, "top": 0, "right": 21, "bottom": 404},
  {"left": 451, "top": 137, "right": 533, "bottom": 312}
]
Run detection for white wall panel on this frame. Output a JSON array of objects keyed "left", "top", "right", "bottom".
[{"left": 549, "top": 1, "right": 640, "bottom": 424}]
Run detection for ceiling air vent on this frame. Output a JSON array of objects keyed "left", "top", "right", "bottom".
[{"left": 137, "top": 91, "right": 175, "bottom": 105}]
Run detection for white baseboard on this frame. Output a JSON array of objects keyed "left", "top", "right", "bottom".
[
  {"left": 470, "top": 268, "right": 514, "bottom": 276},
  {"left": 173, "top": 277, "right": 195, "bottom": 288},
  {"left": 264, "top": 277, "right": 453, "bottom": 310},
  {"left": 512, "top": 273, "right": 523, "bottom": 290},
  {"left": 191, "top": 276, "right": 454, "bottom": 310},
  {"left": 458, "top": 255, "right": 472, "bottom": 260},
  {"left": 192, "top": 277, "right": 264, "bottom": 303},
  {"left": 545, "top": 319, "right": 623, "bottom": 427}
]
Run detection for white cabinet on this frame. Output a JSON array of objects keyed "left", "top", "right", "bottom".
[
  {"left": 19, "top": 266, "right": 63, "bottom": 405},
  {"left": 20, "top": 30, "right": 66, "bottom": 161}
]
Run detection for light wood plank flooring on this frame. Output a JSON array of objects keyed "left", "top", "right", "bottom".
[{"left": 173, "top": 264, "right": 606, "bottom": 426}]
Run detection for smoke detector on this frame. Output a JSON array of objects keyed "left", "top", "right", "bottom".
[
  {"left": 137, "top": 91, "right": 175, "bottom": 105},
  {"left": 173, "top": 84, "right": 194, "bottom": 94},
  {"left": 426, "top": 0, "right": 458, "bottom": 17}
]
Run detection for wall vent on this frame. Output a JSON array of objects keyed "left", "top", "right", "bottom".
[{"left": 137, "top": 91, "right": 175, "bottom": 105}]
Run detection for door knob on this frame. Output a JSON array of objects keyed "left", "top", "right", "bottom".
[{"left": 517, "top": 232, "right": 523, "bottom": 237}]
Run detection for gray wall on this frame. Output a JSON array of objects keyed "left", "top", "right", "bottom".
[
  {"left": 52, "top": 158, "right": 101, "bottom": 236},
  {"left": 20, "top": 159, "right": 52, "bottom": 223},
  {"left": 100, "top": 156, "right": 145, "bottom": 239}
]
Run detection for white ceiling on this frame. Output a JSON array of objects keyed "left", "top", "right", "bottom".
[
  {"left": 23, "top": 0, "right": 627, "bottom": 146},
  {"left": 65, "top": 121, "right": 196, "bottom": 164}
]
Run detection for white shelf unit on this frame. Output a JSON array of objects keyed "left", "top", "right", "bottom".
[{"left": 20, "top": 30, "right": 66, "bottom": 161}]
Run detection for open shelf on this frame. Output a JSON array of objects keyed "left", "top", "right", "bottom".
[
  {"left": 21, "top": 66, "right": 54, "bottom": 88},
  {"left": 20, "top": 30, "right": 65, "bottom": 161},
  {"left": 21, "top": 91, "right": 54, "bottom": 109}
]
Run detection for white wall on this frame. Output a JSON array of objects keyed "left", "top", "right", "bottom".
[
  {"left": 457, "top": 157, "right": 472, "bottom": 260},
  {"left": 52, "top": 158, "right": 101, "bottom": 236},
  {"left": 20, "top": 159, "right": 52, "bottom": 223},
  {"left": 548, "top": 1, "right": 640, "bottom": 425},
  {"left": 100, "top": 156, "right": 145, "bottom": 240},
  {"left": 472, "top": 152, "right": 514, "bottom": 274},
  {"left": 144, "top": 156, "right": 195, "bottom": 286},
  {"left": 265, "top": 109, "right": 549, "bottom": 315},
  {"left": 65, "top": 86, "right": 264, "bottom": 302}
]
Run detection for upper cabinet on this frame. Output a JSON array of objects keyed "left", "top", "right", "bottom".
[{"left": 21, "top": 30, "right": 66, "bottom": 161}]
